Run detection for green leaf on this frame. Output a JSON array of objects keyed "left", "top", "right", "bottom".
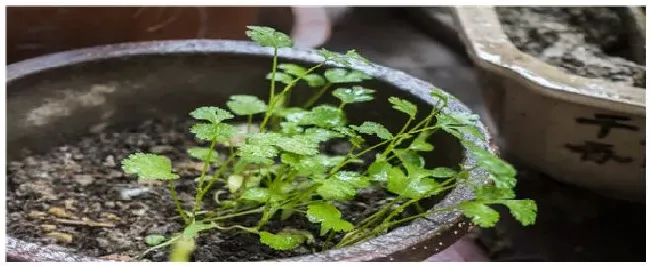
[
  {"left": 316, "top": 179, "right": 356, "bottom": 200},
  {"left": 396, "top": 150, "right": 425, "bottom": 168},
  {"left": 291, "top": 155, "right": 346, "bottom": 177},
  {"left": 239, "top": 143, "right": 279, "bottom": 165},
  {"left": 334, "top": 171, "right": 369, "bottom": 188},
  {"left": 259, "top": 231, "right": 304, "bottom": 251},
  {"left": 306, "top": 203, "right": 354, "bottom": 236},
  {"left": 241, "top": 187, "right": 269, "bottom": 203},
  {"left": 274, "top": 135, "right": 320, "bottom": 155},
  {"left": 304, "top": 128, "right": 344, "bottom": 142},
  {"left": 409, "top": 131, "right": 434, "bottom": 152},
  {"left": 279, "top": 228, "right": 315, "bottom": 244},
  {"left": 183, "top": 221, "right": 217, "bottom": 238},
  {"left": 459, "top": 201, "right": 500, "bottom": 227},
  {"left": 324, "top": 68, "right": 372, "bottom": 83},
  {"left": 302, "top": 74, "right": 326, "bottom": 88},
  {"left": 311, "top": 105, "right": 346, "bottom": 129},
  {"left": 503, "top": 200, "right": 537, "bottom": 226},
  {"left": 245, "top": 26, "right": 293, "bottom": 48},
  {"left": 144, "top": 234, "right": 166, "bottom": 246},
  {"left": 349, "top": 121, "right": 392, "bottom": 140},
  {"left": 386, "top": 167, "right": 439, "bottom": 199},
  {"left": 226, "top": 95, "right": 267, "bottom": 116},
  {"left": 122, "top": 153, "right": 179, "bottom": 180},
  {"left": 463, "top": 141, "right": 516, "bottom": 189},
  {"left": 368, "top": 160, "right": 391, "bottom": 181},
  {"left": 317, "top": 49, "right": 370, "bottom": 66},
  {"left": 332, "top": 86, "right": 375, "bottom": 105},
  {"left": 430, "top": 89, "right": 449, "bottom": 108},
  {"left": 190, "top": 123, "right": 236, "bottom": 142},
  {"left": 226, "top": 175, "right": 244, "bottom": 193},
  {"left": 247, "top": 132, "right": 284, "bottom": 146},
  {"left": 274, "top": 107, "right": 306, "bottom": 118},
  {"left": 278, "top": 64, "right": 307, "bottom": 76},
  {"left": 266, "top": 72, "right": 294, "bottom": 85},
  {"left": 190, "top": 106, "right": 234, "bottom": 124},
  {"left": 388, "top": 97, "right": 417, "bottom": 119},
  {"left": 187, "top": 147, "right": 220, "bottom": 163},
  {"left": 430, "top": 167, "right": 456, "bottom": 178},
  {"left": 344, "top": 49, "right": 370, "bottom": 63},
  {"left": 280, "top": 122, "right": 304, "bottom": 135},
  {"left": 474, "top": 185, "right": 515, "bottom": 201},
  {"left": 435, "top": 113, "right": 485, "bottom": 141}
]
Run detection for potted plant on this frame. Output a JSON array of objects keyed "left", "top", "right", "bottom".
[
  {"left": 451, "top": 6, "right": 646, "bottom": 202},
  {"left": 6, "top": 26, "right": 536, "bottom": 262}
]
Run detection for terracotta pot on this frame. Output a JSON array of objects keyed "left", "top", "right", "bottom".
[
  {"left": 6, "top": 7, "right": 259, "bottom": 63},
  {"left": 452, "top": 6, "right": 645, "bottom": 202},
  {"left": 6, "top": 40, "right": 495, "bottom": 261}
]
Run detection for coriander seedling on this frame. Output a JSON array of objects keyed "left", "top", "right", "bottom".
[{"left": 121, "top": 26, "right": 538, "bottom": 261}]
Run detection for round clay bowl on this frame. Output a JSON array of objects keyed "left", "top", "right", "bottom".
[
  {"left": 452, "top": 6, "right": 645, "bottom": 202},
  {"left": 6, "top": 40, "right": 494, "bottom": 262}
]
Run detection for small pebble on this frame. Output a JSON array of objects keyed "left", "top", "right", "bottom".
[
  {"left": 45, "top": 232, "right": 73, "bottom": 243},
  {"left": 27, "top": 211, "right": 48, "bottom": 219},
  {"left": 104, "top": 201, "right": 116, "bottom": 209},
  {"left": 119, "top": 187, "right": 152, "bottom": 200},
  {"left": 150, "top": 145, "right": 174, "bottom": 154},
  {"left": 48, "top": 207, "right": 72, "bottom": 218},
  {"left": 74, "top": 175, "right": 94, "bottom": 186},
  {"left": 40, "top": 224, "right": 57, "bottom": 232}
]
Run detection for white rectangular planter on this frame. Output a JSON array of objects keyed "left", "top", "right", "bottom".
[{"left": 452, "top": 6, "right": 646, "bottom": 202}]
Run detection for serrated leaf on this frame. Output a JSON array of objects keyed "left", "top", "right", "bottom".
[
  {"left": 333, "top": 86, "right": 375, "bottom": 105},
  {"left": 190, "top": 123, "right": 236, "bottom": 142},
  {"left": 396, "top": 150, "right": 425, "bottom": 168},
  {"left": 344, "top": 49, "right": 370, "bottom": 63},
  {"left": 266, "top": 72, "right": 294, "bottom": 85},
  {"left": 279, "top": 228, "right": 315, "bottom": 244},
  {"left": 245, "top": 26, "right": 293, "bottom": 48},
  {"left": 226, "top": 95, "right": 267, "bottom": 116},
  {"left": 302, "top": 74, "right": 326, "bottom": 88},
  {"left": 304, "top": 128, "right": 344, "bottom": 142},
  {"left": 386, "top": 167, "right": 439, "bottom": 198},
  {"left": 503, "top": 200, "right": 537, "bottom": 226},
  {"left": 259, "top": 231, "right": 304, "bottom": 251},
  {"left": 311, "top": 105, "right": 346, "bottom": 128},
  {"left": 190, "top": 106, "right": 234, "bottom": 124},
  {"left": 278, "top": 64, "right": 307, "bottom": 76},
  {"left": 463, "top": 141, "right": 516, "bottom": 189},
  {"left": 122, "top": 153, "right": 179, "bottom": 180},
  {"left": 349, "top": 121, "right": 392, "bottom": 140},
  {"left": 144, "top": 234, "right": 166, "bottom": 246},
  {"left": 459, "top": 202, "right": 500, "bottom": 228},
  {"left": 280, "top": 122, "right": 304, "bottom": 135},
  {"left": 474, "top": 185, "right": 515, "bottom": 201},
  {"left": 430, "top": 89, "right": 449, "bottom": 108},
  {"left": 306, "top": 203, "right": 354, "bottom": 236},
  {"left": 430, "top": 167, "right": 456, "bottom": 178},
  {"left": 409, "top": 131, "right": 434, "bottom": 152},
  {"left": 388, "top": 97, "right": 417, "bottom": 119},
  {"left": 274, "top": 107, "right": 306, "bottom": 118},
  {"left": 226, "top": 175, "right": 244, "bottom": 193},
  {"left": 274, "top": 135, "right": 320, "bottom": 155},
  {"left": 436, "top": 113, "right": 485, "bottom": 141},
  {"left": 241, "top": 187, "right": 269, "bottom": 203},
  {"left": 324, "top": 68, "right": 372, "bottom": 83},
  {"left": 239, "top": 143, "right": 278, "bottom": 165},
  {"left": 316, "top": 179, "right": 356, "bottom": 200},
  {"left": 187, "top": 147, "right": 220, "bottom": 163},
  {"left": 247, "top": 132, "right": 284, "bottom": 146},
  {"left": 368, "top": 160, "right": 391, "bottom": 181},
  {"left": 291, "top": 155, "right": 346, "bottom": 177},
  {"left": 334, "top": 171, "right": 369, "bottom": 188}
]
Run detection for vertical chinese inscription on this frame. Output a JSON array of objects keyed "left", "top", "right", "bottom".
[{"left": 564, "top": 113, "right": 640, "bottom": 166}]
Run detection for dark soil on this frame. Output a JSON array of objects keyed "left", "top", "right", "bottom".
[
  {"left": 496, "top": 7, "right": 646, "bottom": 88},
  {"left": 6, "top": 118, "right": 396, "bottom": 262}
]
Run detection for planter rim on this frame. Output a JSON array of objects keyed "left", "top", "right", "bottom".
[
  {"left": 451, "top": 6, "right": 645, "bottom": 116},
  {"left": 6, "top": 39, "right": 493, "bottom": 262}
]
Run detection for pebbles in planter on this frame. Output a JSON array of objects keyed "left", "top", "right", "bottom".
[
  {"left": 6, "top": 118, "right": 397, "bottom": 262},
  {"left": 496, "top": 7, "right": 645, "bottom": 88}
]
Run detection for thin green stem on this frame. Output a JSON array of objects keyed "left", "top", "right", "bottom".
[
  {"left": 303, "top": 83, "right": 331, "bottom": 108},
  {"left": 329, "top": 139, "right": 392, "bottom": 175},
  {"left": 381, "top": 118, "right": 413, "bottom": 157},
  {"left": 260, "top": 63, "right": 324, "bottom": 131},
  {"left": 194, "top": 152, "right": 238, "bottom": 210},
  {"left": 270, "top": 48, "right": 278, "bottom": 99},
  {"left": 202, "top": 207, "right": 265, "bottom": 222},
  {"left": 247, "top": 115, "right": 253, "bottom": 133},
  {"left": 169, "top": 181, "right": 189, "bottom": 224},
  {"left": 192, "top": 139, "right": 218, "bottom": 215}
]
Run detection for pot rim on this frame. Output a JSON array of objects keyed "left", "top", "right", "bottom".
[
  {"left": 6, "top": 39, "right": 493, "bottom": 262},
  {"left": 451, "top": 6, "right": 645, "bottom": 116}
]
